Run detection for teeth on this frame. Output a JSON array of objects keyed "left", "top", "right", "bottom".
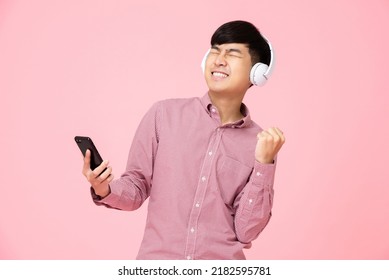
[{"left": 212, "top": 72, "right": 228, "bottom": 78}]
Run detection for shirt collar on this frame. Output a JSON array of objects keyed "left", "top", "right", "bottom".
[{"left": 200, "top": 93, "right": 252, "bottom": 128}]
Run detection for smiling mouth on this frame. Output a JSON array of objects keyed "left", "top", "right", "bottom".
[{"left": 212, "top": 71, "right": 229, "bottom": 78}]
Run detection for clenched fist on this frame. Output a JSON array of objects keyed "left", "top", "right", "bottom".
[{"left": 255, "top": 127, "right": 285, "bottom": 164}]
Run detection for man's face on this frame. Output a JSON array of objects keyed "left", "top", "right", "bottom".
[{"left": 204, "top": 43, "right": 252, "bottom": 95}]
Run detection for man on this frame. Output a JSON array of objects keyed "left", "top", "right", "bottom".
[{"left": 82, "top": 20, "right": 285, "bottom": 259}]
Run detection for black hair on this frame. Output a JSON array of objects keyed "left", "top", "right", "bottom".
[{"left": 210, "top": 20, "right": 271, "bottom": 66}]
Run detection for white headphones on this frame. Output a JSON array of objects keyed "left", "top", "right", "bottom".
[{"left": 201, "top": 35, "right": 275, "bottom": 86}]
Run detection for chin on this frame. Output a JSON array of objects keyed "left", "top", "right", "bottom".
[
  {"left": 207, "top": 86, "right": 229, "bottom": 95},
  {"left": 206, "top": 81, "right": 227, "bottom": 93}
]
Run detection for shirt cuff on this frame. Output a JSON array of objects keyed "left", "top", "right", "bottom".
[
  {"left": 251, "top": 160, "right": 276, "bottom": 188},
  {"left": 90, "top": 187, "right": 103, "bottom": 201},
  {"left": 90, "top": 186, "right": 115, "bottom": 204}
]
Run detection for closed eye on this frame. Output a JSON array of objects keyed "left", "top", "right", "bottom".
[
  {"left": 210, "top": 45, "right": 243, "bottom": 58},
  {"left": 210, "top": 46, "right": 220, "bottom": 55},
  {"left": 226, "top": 49, "right": 243, "bottom": 58}
]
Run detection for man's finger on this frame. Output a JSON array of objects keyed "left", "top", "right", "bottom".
[
  {"left": 99, "top": 166, "right": 113, "bottom": 183},
  {"left": 266, "top": 127, "right": 285, "bottom": 143},
  {"left": 91, "top": 160, "right": 109, "bottom": 179},
  {"left": 268, "top": 127, "right": 285, "bottom": 144},
  {"left": 273, "top": 127, "right": 286, "bottom": 143},
  {"left": 257, "top": 130, "right": 270, "bottom": 140},
  {"left": 107, "top": 173, "right": 114, "bottom": 183},
  {"left": 82, "top": 149, "right": 92, "bottom": 174}
]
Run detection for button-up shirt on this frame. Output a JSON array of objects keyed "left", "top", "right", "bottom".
[{"left": 93, "top": 93, "right": 276, "bottom": 259}]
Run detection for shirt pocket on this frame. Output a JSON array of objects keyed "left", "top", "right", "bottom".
[{"left": 215, "top": 155, "right": 253, "bottom": 207}]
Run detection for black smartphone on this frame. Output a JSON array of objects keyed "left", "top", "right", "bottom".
[{"left": 74, "top": 136, "right": 104, "bottom": 170}]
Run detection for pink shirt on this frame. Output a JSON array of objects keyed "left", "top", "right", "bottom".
[{"left": 93, "top": 93, "right": 276, "bottom": 259}]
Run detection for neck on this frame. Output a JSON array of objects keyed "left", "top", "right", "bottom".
[{"left": 208, "top": 91, "right": 245, "bottom": 125}]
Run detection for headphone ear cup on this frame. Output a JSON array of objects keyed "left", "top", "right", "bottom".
[
  {"left": 250, "top": 62, "right": 269, "bottom": 86},
  {"left": 201, "top": 49, "right": 210, "bottom": 73}
]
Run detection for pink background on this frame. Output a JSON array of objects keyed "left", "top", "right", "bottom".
[{"left": 1, "top": 0, "right": 388, "bottom": 259}]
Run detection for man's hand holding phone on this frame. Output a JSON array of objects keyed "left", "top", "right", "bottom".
[{"left": 82, "top": 149, "right": 114, "bottom": 198}]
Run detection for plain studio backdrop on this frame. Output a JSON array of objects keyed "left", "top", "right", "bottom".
[{"left": 0, "top": 0, "right": 388, "bottom": 259}]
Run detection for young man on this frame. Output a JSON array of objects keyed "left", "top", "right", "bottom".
[{"left": 82, "top": 20, "right": 285, "bottom": 259}]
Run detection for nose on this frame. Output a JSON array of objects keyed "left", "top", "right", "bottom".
[{"left": 214, "top": 51, "right": 227, "bottom": 67}]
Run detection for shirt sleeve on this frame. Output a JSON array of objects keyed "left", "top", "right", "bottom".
[
  {"left": 92, "top": 101, "right": 162, "bottom": 211},
  {"left": 233, "top": 159, "right": 276, "bottom": 244}
]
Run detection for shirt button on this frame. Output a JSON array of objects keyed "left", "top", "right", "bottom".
[
  {"left": 201, "top": 176, "right": 206, "bottom": 182},
  {"left": 249, "top": 199, "right": 253, "bottom": 204},
  {"left": 256, "top": 171, "right": 262, "bottom": 177},
  {"left": 208, "top": 151, "right": 213, "bottom": 156},
  {"left": 195, "top": 202, "right": 200, "bottom": 208},
  {"left": 211, "top": 108, "right": 216, "bottom": 113},
  {"left": 190, "top": 227, "right": 195, "bottom": 233},
  {"left": 187, "top": 256, "right": 191, "bottom": 260}
]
